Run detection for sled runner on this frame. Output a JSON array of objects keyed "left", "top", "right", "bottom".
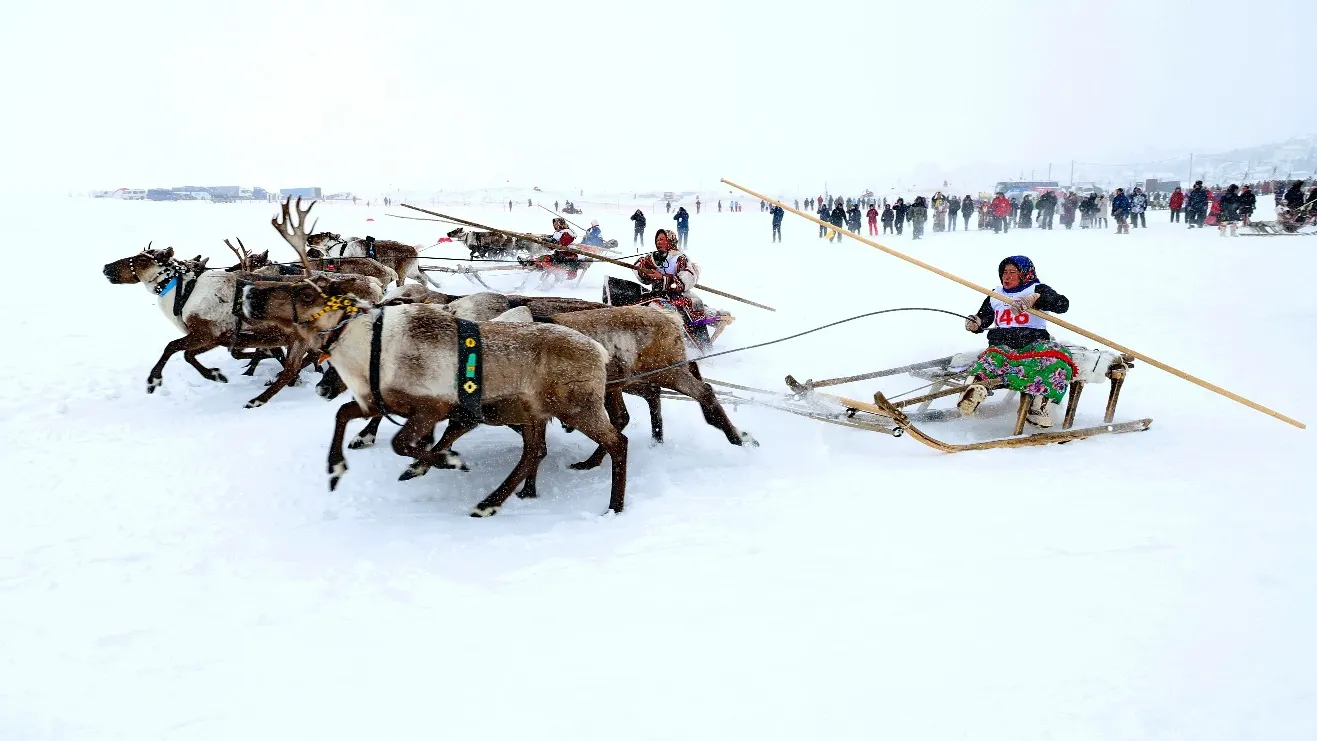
[{"left": 782, "top": 343, "right": 1152, "bottom": 452}]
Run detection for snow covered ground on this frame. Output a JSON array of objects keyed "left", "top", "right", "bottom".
[{"left": 2, "top": 195, "right": 1315, "bottom": 740}]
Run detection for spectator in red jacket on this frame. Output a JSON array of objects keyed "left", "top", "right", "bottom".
[
  {"left": 1168, "top": 187, "right": 1185, "bottom": 223},
  {"left": 990, "top": 192, "right": 1011, "bottom": 233},
  {"left": 866, "top": 204, "right": 879, "bottom": 235}
]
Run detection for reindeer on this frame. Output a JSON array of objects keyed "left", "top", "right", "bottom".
[
  {"left": 101, "top": 234, "right": 382, "bottom": 407},
  {"left": 251, "top": 197, "right": 630, "bottom": 516},
  {"left": 445, "top": 227, "right": 522, "bottom": 260},
  {"left": 306, "top": 231, "right": 442, "bottom": 290},
  {"left": 386, "top": 305, "right": 757, "bottom": 485},
  {"left": 325, "top": 298, "right": 757, "bottom": 489}
]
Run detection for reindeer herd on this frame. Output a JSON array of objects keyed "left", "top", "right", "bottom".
[{"left": 102, "top": 198, "right": 756, "bottom": 517}]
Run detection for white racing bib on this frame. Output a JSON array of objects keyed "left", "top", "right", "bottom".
[{"left": 989, "top": 284, "right": 1047, "bottom": 330}]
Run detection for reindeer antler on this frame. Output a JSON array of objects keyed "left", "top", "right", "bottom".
[
  {"left": 271, "top": 196, "right": 317, "bottom": 275},
  {"left": 223, "top": 238, "right": 249, "bottom": 271}
]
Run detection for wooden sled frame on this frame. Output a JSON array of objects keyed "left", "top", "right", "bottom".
[{"left": 783, "top": 345, "right": 1153, "bottom": 452}]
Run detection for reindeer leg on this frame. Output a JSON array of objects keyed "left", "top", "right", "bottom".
[
  {"left": 147, "top": 333, "right": 222, "bottom": 392},
  {"left": 349, "top": 416, "right": 384, "bottom": 450},
  {"left": 571, "top": 387, "right": 629, "bottom": 470},
  {"left": 664, "top": 367, "right": 758, "bottom": 448},
  {"left": 241, "top": 352, "right": 264, "bottom": 376},
  {"left": 328, "top": 401, "right": 371, "bottom": 491},
  {"left": 245, "top": 341, "right": 311, "bottom": 408},
  {"left": 399, "top": 414, "right": 480, "bottom": 481},
  {"left": 637, "top": 384, "right": 664, "bottom": 443},
  {"left": 391, "top": 412, "right": 467, "bottom": 483},
  {"left": 513, "top": 425, "right": 549, "bottom": 500},
  {"left": 182, "top": 348, "right": 228, "bottom": 384},
  {"left": 560, "top": 407, "right": 629, "bottom": 515},
  {"left": 471, "top": 420, "right": 547, "bottom": 518}
]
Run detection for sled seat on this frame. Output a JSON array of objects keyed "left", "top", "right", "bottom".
[{"left": 908, "top": 345, "right": 1135, "bottom": 431}]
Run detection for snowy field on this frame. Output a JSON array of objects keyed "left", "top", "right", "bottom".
[{"left": 3, "top": 195, "right": 1315, "bottom": 740}]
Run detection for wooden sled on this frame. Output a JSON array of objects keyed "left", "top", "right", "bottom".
[{"left": 784, "top": 344, "right": 1153, "bottom": 452}]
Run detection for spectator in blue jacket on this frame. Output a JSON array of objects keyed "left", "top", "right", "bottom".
[
  {"left": 1110, "top": 188, "right": 1131, "bottom": 234},
  {"left": 673, "top": 206, "right": 690, "bottom": 246},
  {"left": 770, "top": 204, "right": 784, "bottom": 242}
]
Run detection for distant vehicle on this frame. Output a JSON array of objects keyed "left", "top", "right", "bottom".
[
  {"left": 993, "top": 180, "right": 1060, "bottom": 199},
  {"left": 113, "top": 188, "right": 146, "bottom": 200},
  {"left": 1142, "top": 178, "right": 1181, "bottom": 194}
]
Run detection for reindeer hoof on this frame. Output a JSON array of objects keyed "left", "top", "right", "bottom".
[
  {"left": 446, "top": 451, "right": 469, "bottom": 471},
  {"left": 470, "top": 505, "right": 500, "bottom": 518},
  {"left": 739, "top": 431, "right": 759, "bottom": 448},
  {"left": 244, "top": 399, "right": 266, "bottom": 409},
  {"left": 515, "top": 484, "right": 538, "bottom": 499},
  {"left": 398, "top": 462, "right": 430, "bottom": 481},
  {"left": 328, "top": 460, "right": 347, "bottom": 491},
  {"left": 348, "top": 432, "right": 376, "bottom": 450},
  {"left": 207, "top": 370, "right": 228, "bottom": 383},
  {"left": 146, "top": 377, "right": 162, "bottom": 393},
  {"left": 569, "top": 460, "right": 599, "bottom": 471}
]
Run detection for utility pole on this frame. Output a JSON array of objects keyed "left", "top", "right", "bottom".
[
  {"left": 1188, "top": 152, "right": 1193, "bottom": 183},
  {"left": 1048, "top": 163, "right": 1052, "bottom": 179},
  {"left": 1069, "top": 160, "right": 1075, "bottom": 186}
]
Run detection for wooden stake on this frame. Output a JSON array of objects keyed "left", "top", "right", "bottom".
[
  {"left": 722, "top": 178, "right": 1306, "bottom": 430},
  {"left": 400, "top": 203, "right": 776, "bottom": 312}
]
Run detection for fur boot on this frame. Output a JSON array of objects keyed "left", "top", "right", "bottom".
[
  {"left": 1026, "top": 394, "right": 1054, "bottom": 428},
  {"left": 957, "top": 384, "right": 988, "bottom": 416}
]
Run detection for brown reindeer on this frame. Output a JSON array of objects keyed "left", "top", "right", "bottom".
[
  {"left": 388, "top": 305, "right": 756, "bottom": 486},
  {"left": 256, "top": 197, "right": 630, "bottom": 516},
  {"left": 325, "top": 297, "right": 757, "bottom": 490},
  {"left": 307, "top": 231, "right": 442, "bottom": 290}
]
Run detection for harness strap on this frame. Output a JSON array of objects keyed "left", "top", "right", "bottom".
[
  {"left": 230, "top": 280, "right": 247, "bottom": 350},
  {"left": 454, "top": 318, "right": 483, "bottom": 420},
  {"left": 173, "top": 277, "right": 198, "bottom": 317},
  {"left": 369, "top": 308, "right": 406, "bottom": 426}
]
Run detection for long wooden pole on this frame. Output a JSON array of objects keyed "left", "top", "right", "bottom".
[
  {"left": 401, "top": 203, "right": 775, "bottom": 312},
  {"left": 721, "top": 178, "right": 1306, "bottom": 430}
]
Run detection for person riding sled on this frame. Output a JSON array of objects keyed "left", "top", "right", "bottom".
[
  {"left": 957, "top": 256, "right": 1077, "bottom": 428},
  {"left": 581, "top": 219, "right": 606, "bottom": 248},
  {"left": 526, "top": 217, "right": 587, "bottom": 281},
  {"left": 632, "top": 229, "right": 719, "bottom": 348}
]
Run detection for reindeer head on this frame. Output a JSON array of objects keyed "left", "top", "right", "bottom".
[
  {"left": 446, "top": 227, "right": 467, "bottom": 239},
  {"left": 241, "top": 276, "right": 373, "bottom": 341},
  {"left": 306, "top": 232, "right": 341, "bottom": 251},
  {"left": 103, "top": 244, "right": 175, "bottom": 285}
]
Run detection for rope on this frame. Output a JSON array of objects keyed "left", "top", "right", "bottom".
[{"left": 607, "top": 307, "right": 966, "bottom": 386}]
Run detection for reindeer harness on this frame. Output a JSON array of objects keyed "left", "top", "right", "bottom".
[{"left": 148, "top": 257, "right": 197, "bottom": 317}]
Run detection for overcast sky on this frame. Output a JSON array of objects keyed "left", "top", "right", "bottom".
[{"left": 2, "top": 0, "right": 1313, "bottom": 194}]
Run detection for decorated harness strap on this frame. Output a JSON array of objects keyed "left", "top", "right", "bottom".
[{"left": 455, "top": 318, "right": 483, "bottom": 420}]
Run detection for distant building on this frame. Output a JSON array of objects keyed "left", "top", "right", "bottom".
[{"left": 280, "top": 187, "right": 322, "bottom": 199}]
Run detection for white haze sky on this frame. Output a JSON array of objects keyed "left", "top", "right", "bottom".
[{"left": 2, "top": 0, "right": 1313, "bottom": 194}]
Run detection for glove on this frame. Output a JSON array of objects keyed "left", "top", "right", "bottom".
[{"left": 965, "top": 315, "right": 982, "bottom": 332}]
